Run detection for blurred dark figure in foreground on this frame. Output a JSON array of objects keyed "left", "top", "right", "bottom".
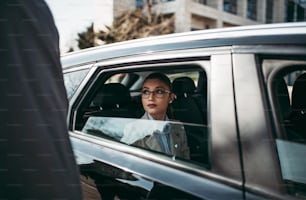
[{"left": 0, "top": 0, "right": 83, "bottom": 199}]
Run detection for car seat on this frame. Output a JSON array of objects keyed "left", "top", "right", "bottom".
[
  {"left": 88, "top": 83, "right": 136, "bottom": 118},
  {"left": 288, "top": 73, "right": 306, "bottom": 142},
  {"left": 274, "top": 78, "right": 291, "bottom": 134},
  {"left": 171, "top": 77, "right": 209, "bottom": 166},
  {"left": 171, "top": 77, "right": 204, "bottom": 124}
]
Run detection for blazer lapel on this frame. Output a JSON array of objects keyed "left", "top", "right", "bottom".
[
  {"left": 169, "top": 124, "right": 182, "bottom": 154},
  {"left": 145, "top": 133, "right": 163, "bottom": 152}
]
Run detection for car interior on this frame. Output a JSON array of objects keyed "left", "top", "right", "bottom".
[
  {"left": 73, "top": 65, "right": 210, "bottom": 168},
  {"left": 272, "top": 66, "right": 306, "bottom": 143},
  {"left": 269, "top": 62, "right": 306, "bottom": 196}
]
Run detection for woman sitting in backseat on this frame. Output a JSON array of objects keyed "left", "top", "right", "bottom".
[{"left": 121, "top": 72, "right": 190, "bottom": 159}]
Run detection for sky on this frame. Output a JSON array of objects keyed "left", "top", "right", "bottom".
[{"left": 45, "top": 0, "right": 113, "bottom": 53}]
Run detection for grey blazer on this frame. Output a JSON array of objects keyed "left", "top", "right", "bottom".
[{"left": 133, "top": 113, "right": 190, "bottom": 159}]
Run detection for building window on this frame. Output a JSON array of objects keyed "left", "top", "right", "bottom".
[
  {"left": 151, "top": 0, "right": 175, "bottom": 5},
  {"left": 297, "top": 4, "right": 306, "bottom": 22},
  {"left": 247, "top": 0, "right": 257, "bottom": 20},
  {"left": 266, "top": 0, "right": 273, "bottom": 23},
  {"left": 136, "top": 0, "right": 144, "bottom": 9},
  {"left": 287, "top": 1, "right": 295, "bottom": 22},
  {"left": 193, "top": 0, "right": 207, "bottom": 5},
  {"left": 287, "top": 1, "right": 306, "bottom": 22},
  {"left": 224, "top": 0, "right": 237, "bottom": 14}
]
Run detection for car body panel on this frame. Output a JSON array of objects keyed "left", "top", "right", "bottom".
[
  {"left": 70, "top": 131, "right": 244, "bottom": 199},
  {"left": 232, "top": 54, "right": 284, "bottom": 195}
]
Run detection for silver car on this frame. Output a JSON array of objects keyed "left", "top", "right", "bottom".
[{"left": 62, "top": 22, "right": 306, "bottom": 200}]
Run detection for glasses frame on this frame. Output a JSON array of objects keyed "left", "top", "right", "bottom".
[{"left": 141, "top": 88, "right": 171, "bottom": 99}]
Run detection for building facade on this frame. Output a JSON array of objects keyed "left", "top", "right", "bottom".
[{"left": 112, "top": 0, "right": 306, "bottom": 33}]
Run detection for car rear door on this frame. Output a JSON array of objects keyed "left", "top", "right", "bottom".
[{"left": 68, "top": 47, "right": 245, "bottom": 199}]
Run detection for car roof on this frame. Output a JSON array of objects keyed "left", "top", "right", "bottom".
[{"left": 61, "top": 22, "right": 306, "bottom": 69}]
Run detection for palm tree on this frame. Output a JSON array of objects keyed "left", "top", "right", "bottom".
[
  {"left": 76, "top": 23, "right": 96, "bottom": 49},
  {"left": 74, "top": 0, "right": 174, "bottom": 49},
  {"left": 98, "top": 7, "right": 174, "bottom": 44}
]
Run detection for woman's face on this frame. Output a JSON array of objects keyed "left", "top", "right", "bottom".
[{"left": 142, "top": 78, "right": 174, "bottom": 120}]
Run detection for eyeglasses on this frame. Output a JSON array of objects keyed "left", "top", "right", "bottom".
[{"left": 142, "top": 88, "right": 171, "bottom": 98}]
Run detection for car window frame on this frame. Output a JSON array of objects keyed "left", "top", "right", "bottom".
[
  {"left": 67, "top": 48, "right": 244, "bottom": 198},
  {"left": 74, "top": 61, "right": 210, "bottom": 161},
  {"left": 234, "top": 46, "right": 306, "bottom": 199},
  {"left": 263, "top": 56, "right": 306, "bottom": 199}
]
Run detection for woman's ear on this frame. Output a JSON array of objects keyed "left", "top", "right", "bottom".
[{"left": 169, "top": 93, "right": 175, "bottom": 103}]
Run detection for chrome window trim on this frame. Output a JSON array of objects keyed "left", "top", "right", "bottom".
[
  {"left": 232, "top": 45, "right": 306, "bottom": 55},
  {"left": 62, "top": 64, "right": 92, "bottom": 73},
  {"left": 91, "top": 46, "right": 232, "bottom": 69}
]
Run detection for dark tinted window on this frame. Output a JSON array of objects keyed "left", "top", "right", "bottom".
[{"left": 224, "top": 0, "right": 237, "bottom": 14}]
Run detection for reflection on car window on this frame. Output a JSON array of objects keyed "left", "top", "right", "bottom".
[
  {"left": 276, "top": 139, "right": 306, "bottom": 196},
  {"left": 63, "top": 69, "right": 89, "bottom": 99},
  {"left": 121, "top": 119, "right": 171, "bottom": 144},
  {"left": 276, "top": 139, "right": 306, "bottom": 183},
  {"left": 82, "top": 116, "right": 206, "bottom": 161},
  {"left": 83, "top": 117, "right": 171, "bottom": 142},
  {"left": 82, "top": 116, "right": 133, "bottom": 140}
]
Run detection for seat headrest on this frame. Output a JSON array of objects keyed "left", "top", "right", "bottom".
[
  {"left": 292, "top": 73, "right": 306, "bottom": 110},
  {"left": 92, "top": 83, "right": 131, "bottom": 108},
  {"left": 275, "top": 78, "right": 290, "bottom": 118},
  {"left": 172, "top": 77, "right": 196, "bottom": 96}
]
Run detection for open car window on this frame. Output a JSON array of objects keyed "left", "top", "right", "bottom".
[{"left": 74, "top": 64, "right": 210, "bottom": 168}]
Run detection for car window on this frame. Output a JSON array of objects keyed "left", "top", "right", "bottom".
[
  {"left": 82, "top": 116, "right": 206, "bottom": 160},
  {"left": 264, "top": 59, "right": 306, "bottom": 198},
  {"left": 276, "top": 139, "right": 306, "bottom": 196},
  {"left": 63, "top": 69, "right": 89, "bottom": 99},
  {"left": 75, "top": 65, "right": 210, "bottom": 168}
]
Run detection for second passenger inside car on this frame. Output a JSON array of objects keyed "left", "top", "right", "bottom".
[{"left": 121, "top": 72, "right": 190, "bottom": 159}]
